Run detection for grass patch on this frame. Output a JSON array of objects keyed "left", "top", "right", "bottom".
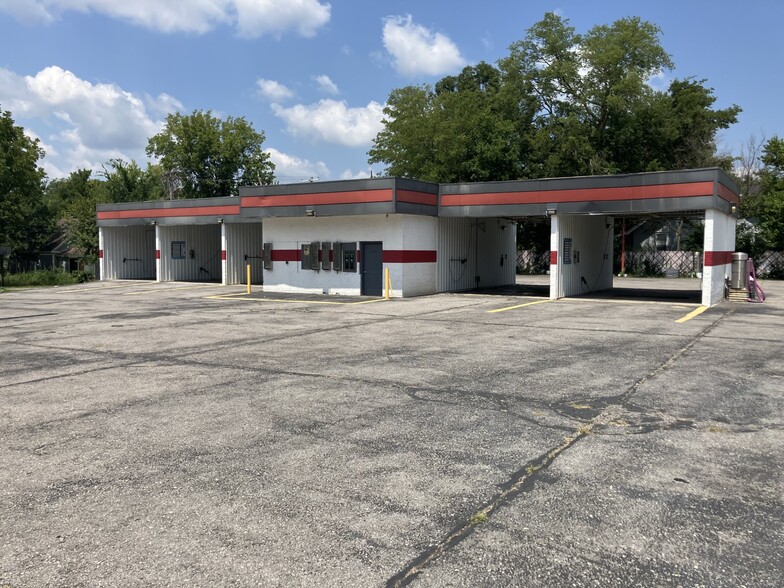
[
  {"left": 1, "top": 269, "right": 91, "bottom": 288},
  {"left": 470, "top": 512, "right": 488, "bottom": 525}
]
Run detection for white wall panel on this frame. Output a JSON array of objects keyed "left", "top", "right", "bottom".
[
  {"left": 400, "top": 215, "right": 438, "bottom": 296},
  {"left": 437, "top": 217, "right": 515, "bottom": 292},
  {"left": 159, "top": 224, "right": 222, "bottom": 282},
  {"left": 225, "top": 222, "right": 264, "bottom": 285},
  {"left": 437, "top": 217, "right": 473, "bottom": 292},
  {"left": 554, "top": 215, "right": 613, "bottom": 298},
  {"left": 262, "top": 214, "right": 439, "bottom": 297},
  {"left": 100, "top": 225, "right": 156, "bottom": 280},
  {"left": 702, "top": 209, "right": 737, "bottom": 306}
]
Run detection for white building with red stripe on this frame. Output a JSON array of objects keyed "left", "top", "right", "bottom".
[{"left": 96, "top": 168, "right": 739, "bottom": 306}]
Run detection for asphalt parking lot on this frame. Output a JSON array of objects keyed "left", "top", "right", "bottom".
[{"left": 1, "top": 278, "right": 782, "bottom": 587}]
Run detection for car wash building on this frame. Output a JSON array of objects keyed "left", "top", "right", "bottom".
[{"left": 96, "top": 167, "right": 739, "bottom": 307}]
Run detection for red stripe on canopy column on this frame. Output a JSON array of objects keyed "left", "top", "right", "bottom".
[{"left": 704, "top": 251, "right": 733, "bottom": 266}]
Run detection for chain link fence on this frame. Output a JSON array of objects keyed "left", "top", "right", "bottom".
[
  {"left": 518, "top": 249, "right": 784, "bottom": 279},
  {"left": 755, "top": 251, "right": 784, "bottom": 279}
]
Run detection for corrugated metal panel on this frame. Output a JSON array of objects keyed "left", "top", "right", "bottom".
[
  {"left": 226, "top": 223, "right": 264, "bottom": 285},
  {"left": 159, "top": 224, "right": 222, "bottom": 282},
  {"left": 437, "top": 217, "right": 472, "bottom": 291},
  {"left": 437, "top": 217, "right": 516, "bottom": 292},
  {"left": 101, "top": 225, "right": 156, "bottom": 280},
  {"left": 556, "top": 215, "right": 613, "bottom": 297},
  {"left": 476, "top": 219, "right": 516, "bottom": 288}
]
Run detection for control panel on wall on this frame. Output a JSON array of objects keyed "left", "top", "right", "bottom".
[
  {"left": 333, "top": 242, "right": 342, "bottom": 272},
  {"left": 301, "top": 243, "right": 317, "bottom": 272},
  {"left": 262, "top": 243, "right": 272, "bottom": 270},
  {"left": 321, "top": 241, "right": 332, "bottom": 271},
  {"left": 341, "top": 242, "right": 357, "bottom": 272}
]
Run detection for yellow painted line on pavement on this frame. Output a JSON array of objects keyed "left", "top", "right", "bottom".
[
  {"left": 568, "top": 297, "right": 701, "bottom": 307},
  {"left": 125, "top": 284, "right": 223, "bottom": 296},
  {"left": 54, "top": 283, "right": 134, "bottom": 293},
  {"left": 350, "top": 298, "right": 388, "bottom": 305},
  {"left": 487, "top": 299, "right": 553, "bottom": 313},
  {"left": 206, "top": 294, "right": 387, "bottom": 306},
  {"left": 675, "top": 305, "right": 709, "bottom": 323}
]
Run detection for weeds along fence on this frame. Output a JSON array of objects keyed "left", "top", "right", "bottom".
[{"left": 517, "top": 249, "right": 784, "bottom": 279}]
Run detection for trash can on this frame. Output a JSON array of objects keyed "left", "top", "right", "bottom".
[{"left": 730, "top": 252, "right": 749, "bottom": 289}]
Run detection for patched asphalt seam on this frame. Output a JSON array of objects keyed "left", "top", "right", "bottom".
[{"left": 386, "top": 306, "right": 734, "bottom": 587}]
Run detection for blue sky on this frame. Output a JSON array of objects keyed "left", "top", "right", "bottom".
[{"left": 0, "top": 0, "right": 781, "bottom": 184}]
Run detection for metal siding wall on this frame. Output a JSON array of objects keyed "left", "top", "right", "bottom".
[
  {"left": 102, "top": 225, "right": 156, "bottom": 280},
  {"left": 476, "top": 219, "right": 516, "bottom": 288},
  {"left": 437, "top": 217, "right": 516, "bottom": 292},
  {"left": 226, "top": 223, "right": 264, "bottom": 285},
  {"left": 159, "top": 224, "right": 222, "bottom": 282},
  {"left": 556, "top": 215, "right": 613, "bottom": 297},
  {"left": 437, "top": 217, "right": 473, "bottom": 292}
]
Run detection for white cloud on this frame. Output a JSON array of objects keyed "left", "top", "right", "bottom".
[
  {"left": 271, "top": 99, "right": 384, "bottom": 147},
  {"left": 314, "top": 74, "right": 339, "bottom": 95},
  {"left": 257, "top": 78, "right": 294, "bottom": 102},
  {"left": 646, "top": 71, "right": 671, "bottom": 92},
  {"left": 382, "top": 14, "right": 465, "bottom": 76},
  {"left": 232, "top": 0, "right": 331, "bottom": 39},
  {"left": 0, "top": 0, "right": 54, "bottom": 23},
  {"left": 0, "top": 0, "right": 331, "bottom": 38},
  {"left": 145, "top": 92, "right": 185, "bottom": 116},
  {"left": 340, "top": 168, "right": 372, "bottom": 180},
  {"left": 265, "top": 147, "right": 329, "bottom": 182},
  {"left": 0, "top": 65, "right": 168, "bottom": 177}
]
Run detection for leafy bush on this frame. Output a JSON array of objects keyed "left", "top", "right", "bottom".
[{"left": 3, "top": 269, "right": 81, "bottom": 287}]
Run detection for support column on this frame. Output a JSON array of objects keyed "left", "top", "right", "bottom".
[
  {"left": 549, "top": 214, "right": 560, "bottom": 299},
  {"left": 702, "top": 208, "right": 737, "bottom": 306},
  {"left": 98, "top": 226, "right": 106, "bottom": 281},
  {"left": 221, "top": 222, "right": 227, "bottom": 286},
  {"left": 155, "top": 224, "right": 162, "bottom": 283}
]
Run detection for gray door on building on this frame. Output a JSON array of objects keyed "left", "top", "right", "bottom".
[{"left": 360, "top": 241, "right": 383, "bottom": 296}]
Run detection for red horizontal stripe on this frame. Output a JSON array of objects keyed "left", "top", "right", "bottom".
[
  {"left": 441, "top": 182, "right": 714, "bottom": 207},
  {"left": 242, "top": 189, "right": 393, "bottom": 208},
  {"left": 97, "top": 205, "right": 240, "bottom": 220},
  {"left": 397, "top": 190, "right": 438, "bottom": 206},
  {"left": 550, "top": 251, "right": 557, "bottom": 265},
  {"left": 704, "top": 251, "right": 733, "bottom": 266},
  {"left": 383, "top": 250, "right": 437, "bottom": 263},
  {"left": 270, "top": 249, "right": 301, "bottom": 262},
  {"left": 717, "top": 182, "right": 740, "bottom": 204}
]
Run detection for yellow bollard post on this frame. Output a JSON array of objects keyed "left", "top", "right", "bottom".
[
  {"left": 385, "top": 267, "right": 391, "bottom": 300},
  {"left": 247, "top": 264, "right": 252, "bottom": 295}
]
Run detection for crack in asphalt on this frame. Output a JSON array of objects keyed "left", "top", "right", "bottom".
[{"left": 385, "top": 307, "right": 734, "bottom": 587}]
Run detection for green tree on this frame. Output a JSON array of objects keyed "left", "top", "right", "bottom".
[
  {"left": 0, "top": 107, "right": 49, "bottom": 252},
  {"left": 101, "top": 159, "right": 165, "bottom": 203},
  {"left": 46, "top": 169, "right": 107, "bottom": 262},
  {"left": 146, "top": 110, "right": 275, "bottom": 199},
  {"left": 369, "top": 13, "right": 741, "bottom": 181},
  {"left": 369, "top": 63, "right": 535, "bottom": 182},
  {"left": 755, "top": 137, "right": 784, "bottom": 251}
]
